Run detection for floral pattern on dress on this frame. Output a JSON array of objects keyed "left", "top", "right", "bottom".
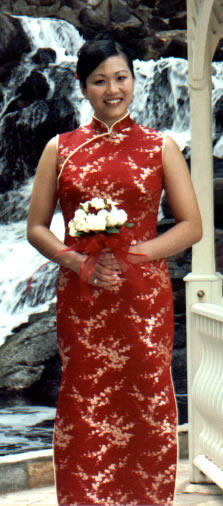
[{"left": 54, "top": 114, "right": 178, "bottom": 505}]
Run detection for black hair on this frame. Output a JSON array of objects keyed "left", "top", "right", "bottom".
[{"left": 76, "top": 38, "right": 135, "bottom": 88}]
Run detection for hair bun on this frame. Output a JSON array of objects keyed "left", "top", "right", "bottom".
[{"left": 76, "top": 38, "right": 135, "bottom": 88}]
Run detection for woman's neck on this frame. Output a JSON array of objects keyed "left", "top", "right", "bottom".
[{"left": 93, "top": 111, "right": 130, "bottom": 130}]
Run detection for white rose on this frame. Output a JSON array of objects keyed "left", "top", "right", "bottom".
[
  {"left": 106, "top": 198, "right": 117, "bottom": 207},
  {"left": 80, "top": 201, "right": 89, "bottom": 212},
  {"left": 68, "top": 215, "right": 90, "bottom": 234},
  {"left": 87, "top": 213, "right": 107, "bottom": 231},
  {"left": 68, "top": 221, "right": 78, "bottom": 237},
  {"left": 90, "top": 198, "right": 106, "bottom": 210},
  {"left": 74, "top": 209, "right": 86, "bottom": 220},
  {"left": 98, "top": 209, "right": 109, "bottom": 220},
  {"left": 75, "top": 217, "right": 90, "bottom": 233},
  {"left": 107, "top": 208, "right": 128, "bottom": 227}
]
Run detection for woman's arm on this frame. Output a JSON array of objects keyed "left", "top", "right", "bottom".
[
  {"left": 129, "top": 135, "right": 203, "bottom": 261},
  {"left": 27, "top": 137, "right": 86, "bottom": 275},
  {"left": 27, "top": 137, "right": 121, "bottom": 287}
]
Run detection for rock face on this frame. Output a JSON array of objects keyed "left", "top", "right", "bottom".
[
  {"left": 1, "top": 224, "right": 222, "bottom": 424},
  {"left": 1, "top": 1, "right": 223, "bottom": 62},
  {"left": 0, "top": 305, "right": 61, "bottom": 404},
  {"left": 2, "top": 0, "right": 223, "bottom": 61},
  {"left": 0, "top": 20, "right": 81, "bottom": 192},
  {"left": 0, "top": 13, "right": 31, "bottom": 82},
  {"left": 0, "top": 1, "right": 189, "bottom": 61},
  {"left": 0, "top": 7, "right": 222, "bottom": 427}
]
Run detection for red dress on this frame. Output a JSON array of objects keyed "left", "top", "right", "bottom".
[{"left": 54, "top": 114, "right": 177, "bottom": 506}]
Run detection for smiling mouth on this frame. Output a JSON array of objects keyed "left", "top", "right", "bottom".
[{"left": 104, "top": 98, "right": 123, "bottom": 105}]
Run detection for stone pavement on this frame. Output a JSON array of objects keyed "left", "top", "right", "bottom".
[{"left": 0, "top": 460, "right": 223, "bottom": 506}]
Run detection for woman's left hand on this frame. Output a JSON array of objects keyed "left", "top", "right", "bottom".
[
  {"left": 99, "top": 248, "right": 121, "bottom": 271},
  {"left": 89, "top": 249, "right": 123, "bottom": 289}
]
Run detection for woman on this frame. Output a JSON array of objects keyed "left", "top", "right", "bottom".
[{"left": 27, "top": 39, "right": 202, "bottom": 506}]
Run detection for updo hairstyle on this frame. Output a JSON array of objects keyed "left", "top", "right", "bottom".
[{"left": 76, "top": 38, "right": 135, "bottom": 89}]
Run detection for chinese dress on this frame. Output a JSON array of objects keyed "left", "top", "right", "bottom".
[{"left": 54, "top": 113, "right": 178, "bottom": 505}]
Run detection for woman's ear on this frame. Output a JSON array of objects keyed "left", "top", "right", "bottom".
[{"left": 81, "top": 85, "right": 88, "bottom": 100}]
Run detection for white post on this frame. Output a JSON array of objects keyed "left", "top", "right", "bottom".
[{"left": 185, "top": 0, "right": 222, "bottom": 483}]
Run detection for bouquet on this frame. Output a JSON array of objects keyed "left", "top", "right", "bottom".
[
  {"left": 68, "top": 197, "right": 134, "bottom": 237},
  {"left": 65, "top": 198, "right": 146, "bottom": 299},
  {"left": 29, "top": 199, "right": 145, "bottom": 301}
]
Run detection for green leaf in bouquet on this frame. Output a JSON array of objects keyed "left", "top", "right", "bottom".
[
  {"left": 125, "top": 222, "right": 135, "bottom": 229},
  {"left": 106, "top": 226, "right": 121, "bottom": 234},
  {"left": 76, "top": 231, "right": 85, "bottom": 237}
]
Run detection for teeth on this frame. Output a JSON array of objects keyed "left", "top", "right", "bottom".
[{"left": 105, "top": 99, "right": 121, "bottom": 104}]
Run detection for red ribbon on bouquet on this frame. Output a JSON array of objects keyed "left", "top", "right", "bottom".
[{"left": 56, "top": 228, "right": 148, "bottom": 300}]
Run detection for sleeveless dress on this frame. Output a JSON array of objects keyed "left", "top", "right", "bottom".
[{"left": 54, "top": 113, "right": 178, "bottom": 506}]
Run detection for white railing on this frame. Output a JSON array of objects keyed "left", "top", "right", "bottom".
[
  {"left": 186, "top": 0, "right": 223, "bottom": 488},
  {"left": 190, "top": 302, "right": 223, "bottom": 487}
]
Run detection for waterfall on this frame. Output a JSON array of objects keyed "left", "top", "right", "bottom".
[
  {"left": 18, "top": 15, "right": 84, "bottom": 58},
  {"left": 132, "top": 57, "right": 191, "bottom": 151},
  {"left": 0, "top": 16, "right": 222, "bottom": 345},
  {"left": 0, "top": 180, "right": 64, "bottom": 344}
]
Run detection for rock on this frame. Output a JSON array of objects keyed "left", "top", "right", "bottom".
[
  {"left": 214, "top": 178, "right": 223, "bottom": 229},
  {"left": 216, "top": 228, "right": 223, "bottom": 271},
  {"left": 111, "top": 0, "right": 142, "bottom": 26},
  {"left": 172, "top": 347, "right": 187, "bottom": 395},
  {"left": 214, "top": 94, "right": 223, "bottom": 137},
  {"left": 0, "top": 13, "right": 31, "bottom": 81},
  {"left": 158, "top": 32, "right": 188, "bottom": 59},
  {"left": 31, "top": 48, "right": 57, "bottom": 65},
  {"left": 0, "top": 1, "right": 222, "bottom": 426},
  {"left": 161, "top": 193, "right": 174, "bottom": 219},
  {"left": 1, "top": 0, "right": 223, "bottom": 61},
  {"left": 18, "top": 70, "right": 50, "bottom": 100},
  {"left": 0, "top": 186, "right": 31, "bottom": 223},
  {"left": 29, "top": 354, "right": 62, "bottom": 404},
  {"left": 0, "top": 0, "right": 187, "bottom": 61},
  {"left": 0, "top": 311, "right": 59, "bottom": 392},
  {"left": 79, "top": 0, "right": 110, "bottom": 31},
  {"left": 174, "top": 317, "right": 186, "bottom": 349},
  {"left": 173, "top": 286, "right": 187, "bottom": 315},
  {"left": 214, "top": 157, "right": 223, "bottom": 178},
  {"left": 0, "top": 59, "right": 80, "bottom": 192},
  {"left": 169, "top": 12, "right": 187, "bottom": 30},
  {"left": 154, "top": 0, "right": 185, "bottom": 18},
  {"left": 168, "top": 248, "right": 192, "bottom": 280},
  {"left": 214, "top": 38, "right": 223, "bottom": 61}
]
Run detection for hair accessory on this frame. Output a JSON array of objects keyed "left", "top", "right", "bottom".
[{"left": 75, "top": 73, "right": 80, "bottom": 80}]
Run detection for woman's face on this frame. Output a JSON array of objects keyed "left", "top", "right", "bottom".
[{"left": 82, "top": 55, "right": 135, "bottom": 127}]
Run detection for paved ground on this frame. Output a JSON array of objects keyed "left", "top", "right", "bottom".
[{"left": 1, "top": 460, "right": 223, "bottom": 505}]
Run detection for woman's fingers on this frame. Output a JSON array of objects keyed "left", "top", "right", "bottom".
[
  {"left": 83, "top": 249, "right": 124, "bottom": 289},
  {"left": 99, "top": 250, "right": 121, "bottom": 271},
  {"left": 95, "top": 263, "right": 119, "bottom": 277},
  {"left": 89, "top": 263, "right": 123, "bottom": 290}
]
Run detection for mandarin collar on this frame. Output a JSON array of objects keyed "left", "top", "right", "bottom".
[{"left": 91, "top": 112, "right": 134, "bottom": 134}]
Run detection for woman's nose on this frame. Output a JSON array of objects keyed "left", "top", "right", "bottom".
[{"left": 105, "top": 80, "right": 118, "bottom": 94}]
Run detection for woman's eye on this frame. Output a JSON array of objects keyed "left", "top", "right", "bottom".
[
  {"left": 94, "top": 79, "right": 104, "bottom": 85},
  {"left": 118, "top": 75, "right": 127, "bottom": 81}
]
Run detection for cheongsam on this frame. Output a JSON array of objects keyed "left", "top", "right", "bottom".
[{"left": 54, "top": 113, "right": 177, "bottom": 505}]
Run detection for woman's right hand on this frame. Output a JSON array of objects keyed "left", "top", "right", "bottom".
[
  {"left": 88, "top": 249, "right": 123, "bottom": 290},
  {"left": 27, "top": 138, "right": 88, "bottom": 276},
  {"left": 27, "top": 136, "right": 124, "bottom": 291}
]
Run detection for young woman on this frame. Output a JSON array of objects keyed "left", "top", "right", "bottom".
[{"left": 27, "top": 39, "right": 202, "bottom": 505}]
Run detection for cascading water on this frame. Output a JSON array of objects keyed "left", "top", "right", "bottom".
[
  {"left": 1, "top": 16, "right": 223, "bottom": 345},
  {"left": 0, "top": 188, "right": 63, "bottom": 344},
  {"left": 132, "top": 57, "right": 191, "bottom": 151},
  {"left": 0, "top": 17, "right": 85, "bottom": 344},
  {"left": 0, "top": 15, "right": 223, "bottom": 455},
  {"left": 19, "top": 15, "right": 84, "bottom": 56}
]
